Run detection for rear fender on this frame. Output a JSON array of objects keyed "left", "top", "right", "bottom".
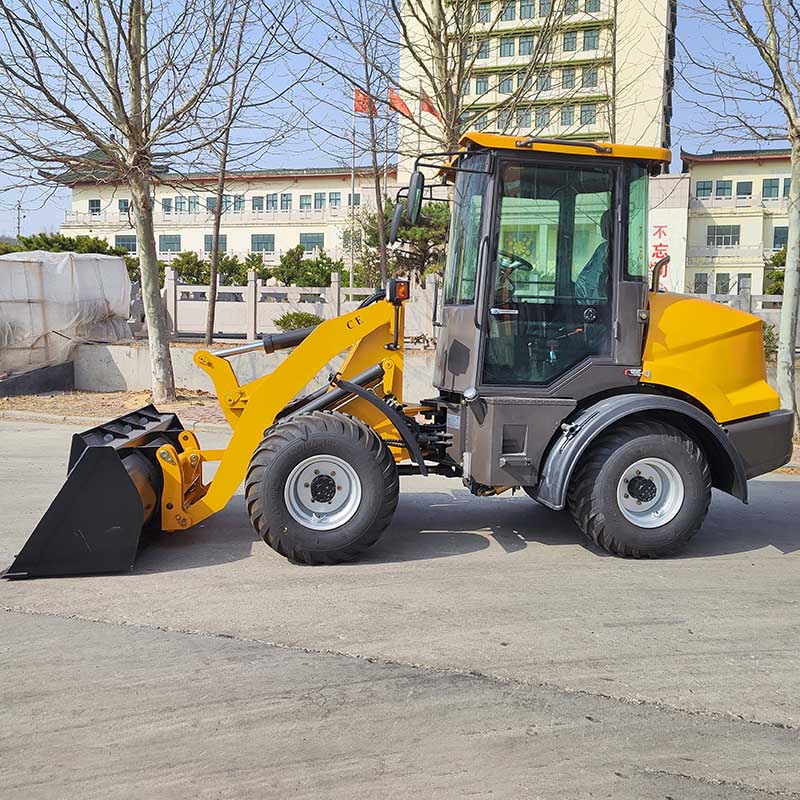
[{"left": 533, "top": 395, "right": 748, "bottom": 510}]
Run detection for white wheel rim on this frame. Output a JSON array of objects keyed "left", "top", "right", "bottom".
[
  {"left": 284, "top": 455, "right": 362, "bottom": 531},
  {"left": 616, "top": 457, "right": 685, "bottom": 529}
]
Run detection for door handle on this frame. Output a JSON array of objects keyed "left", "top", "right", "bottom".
[{"left": 489, "top": 307, "right": 519, "bottom": 316}]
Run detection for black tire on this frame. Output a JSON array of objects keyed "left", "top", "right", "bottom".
[
  {"left": 245, "top": 411, "right": 399, "bottom": 564},
  {"left": 567, "top": 420, "right": 711, "bottom": 558}
]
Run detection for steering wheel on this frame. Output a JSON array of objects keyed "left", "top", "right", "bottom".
[{"left": 498, "top": 250, "right": 534, "bottom": 272}]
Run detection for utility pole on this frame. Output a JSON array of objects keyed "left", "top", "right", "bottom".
[{"left": 16, "top": 200, "right": 23, "bottom": 238}]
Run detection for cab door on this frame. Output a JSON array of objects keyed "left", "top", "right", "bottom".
[{"left": 480, "top": 156, "right": 620, "bottom": 391}]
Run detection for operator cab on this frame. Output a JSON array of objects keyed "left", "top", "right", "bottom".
[{"left": 421, "top": 133, "right": 667, "bottom": 398}]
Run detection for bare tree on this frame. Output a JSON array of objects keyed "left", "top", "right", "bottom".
[
  {"left": 0, "top": 0, "right": 263, "bottom": 401},
  {"left": 679, "top": 0, "right": 800, "bottom": 435}
]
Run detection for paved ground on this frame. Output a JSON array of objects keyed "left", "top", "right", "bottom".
[{"left": 1, "top": 420, "right": 798, "bottom": 798}]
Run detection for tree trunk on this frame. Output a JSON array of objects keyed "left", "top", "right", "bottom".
[
  {"left": 368, "top": 112, "right": 388, "bottom": 285},
  {"left": 130, "top": 174, "right": 177, "bottom": 403},
  {"left": 777, "top": 135, "right": 800, "bottom": 437}
]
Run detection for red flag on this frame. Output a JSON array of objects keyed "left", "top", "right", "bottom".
[
  {"left": 353, "top": 88, "right": 377, "bottom": 116},
  {"left": 388, "top": 88, "right": 413, "bottom": 119},
  {"left": 420, "top": 89, "right": 441, "bottom": 121}
]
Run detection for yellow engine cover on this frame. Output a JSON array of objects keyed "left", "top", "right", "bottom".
[{"left": 641, "top": 292, "right": 779, "bottom": 423}]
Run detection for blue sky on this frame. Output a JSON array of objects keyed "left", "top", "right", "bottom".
[{"left": 0, "top": 4, "right": 787, "bottom": 237}]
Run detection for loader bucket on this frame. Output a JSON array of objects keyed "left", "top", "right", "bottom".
[{"left": 3, "top": 405, "right": 183, "bottom": 579}]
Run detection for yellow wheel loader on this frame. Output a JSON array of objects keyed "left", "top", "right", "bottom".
[{"left": 4, "top": 133, "right": 794, "bottom": 578}]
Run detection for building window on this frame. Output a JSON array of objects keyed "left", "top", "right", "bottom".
[
  {"left": 175, "top": 197, "right": 186, "bottom": 213},
  {"left": 563, "top": 31, "right": 577, "bottom": 51},
  {"left": 583, "top": 29, "right": 600, "bottom": 50},
  {"left": 706, "top": 224, "right": 740, "bottom": 246},
  {"left": 88, "top": 199, "right": 101, "bottom": 214},
  {"left": 300, "top": 194, "right": 311, "bottom": 210},
  {"left": 519, "top": 34, "right": 534, "bottom": 55},
  {"left": 266, "top": 193, "right": 278, "bottom": 211},
  {"left": 762, "top": 178, "right": 779, "bottom": 199},
  {"left": 735, "top": 181, "right": 752, "bottom": 198},
  {"left": 252, "top": 196, "right": 264, "bottom": 212},
  {"left": 715, "top": 180, "right": 732, "bottom": 198},
  {"left": 539, "top": 0, "right": 552, "bottom": 15},
  {"left": 349, "top": 193, "right": 361, "bottom": 206},
  {"left": 516, "top": 107, "right": 531, "bottom": 128},
  {"left": 499, "top": 74, "right": 514, "bottom": 93},
  {"left": 159, "top": 234, "right": 181, "bottom": 253},
  {"left": 520, "top": 0, "right": 535, "bottom": 17},
  {"left": 204, "top": 234, "right": 227, "bottom": 253},
  {"left": 473, "top": 114, "right": 488, "bottom": 131},
  {"left": 222, "top": 195, "right": 232, "bottom": 211},
  {"left": 476, "top": 75, "right": 489, "bottom": 94},
  {"left": 251, "top": 234, "right": 275, "bottom": 253},
  {"left": 537, "top": 71, "right": 551, "bottom": 91},
  {"left": 582, "top": 66, "right": 598, "bottom": 88},
  {"left": 462, "top": 80, "right": 470, "bottom": 97},
  {"left": 501, "top": 0, "right": 515, "bottom": 20},
  {"left": 694, "top": 272, "right": 708, "bottom": 293},
  {"left": 477, "top": 38, "right": 490, "bottom": 59},
  {"left": 565, "top": 0, "right": 578, "bottom": 11},
  {"left": 188, "top": 196, "right": 199, "bottom": 213},
  {"left": 783, "top": 177, "right": 791, "bottom": 198},
  {"left": 118, "top": 198, "right": 130, "bottom": 213},
  {"left": 561, "top": 105, "right": 575, "bottom": 126},
  {"left": 299, "top": 233, "right": 324, "bottom": 252},
  {"left": 478, "top": 0, "right": 491, "bottom": 22},
  {"left": 580, "top": 103, "right": 597, "bottom": 125},
  {"left": 715, "top": 272, "right": 730, "bottom": 294},
  {"left": 535, "top": 107, "right": 550, "bottom": 128},
  {"left": 206, "top": 197, "right": 217, "bottom": 211},
  {"left": 314, "top": 192, "right": 326, "bottom": 210},
  {"left": 497, "top": 109, "right": 512, "bottom": 130},
  {"left": 737, "top": 273, "right": 752, "bottom": 295},
  {"left": 329, "top": 192, "right": 342, "bottom": 208},
  {"left": 500, "top": 37, "right": 515, "bottom": 57},
  {"left": 161, "top": 198, "right": 173, "bottom": 214},
  {"left": 585, "top": 0, "right": 600, "bottom": 10},
  {"left": 114, "top": 235, "right": 136, "bottom": 253},
  {"left": 773, "top": 226, "right": 788, "bottom": 250},
  {"left": 695, "top": 180, "right": 712, "bottom": 199},
  {"left": 517, "top": 72, "right": 532, "bottom": 90},
  {"left": 562, "top": 67, "right": 576, "bottom": 89},
  {"left": 280, "top": 193, "right": 292, "bottom": 211},
  {"left": 233, "top": 195, "right": 245, "bottom": 212}
]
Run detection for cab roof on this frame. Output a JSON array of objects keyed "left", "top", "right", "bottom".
[{"left": 459, "top": 131, "right": 671, "bottom": 165}]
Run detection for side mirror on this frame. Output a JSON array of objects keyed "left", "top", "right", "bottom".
[
  {"left": 406, "top": 170, "right": 425, "bottom": 224},
  {"left": 388, "top": 202, "right": 404, "bottom": 244}
]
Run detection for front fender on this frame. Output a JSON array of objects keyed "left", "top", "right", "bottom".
[{"left": 533, "top": 394, "right": 748, "bottom": 510}]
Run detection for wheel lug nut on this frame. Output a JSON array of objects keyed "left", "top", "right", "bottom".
[
  {"left": 331, "top": 470, "right": 336, "bottom": 476},
  {"left": 314, "top": 469, "right": 319, "bottom": 475},
  {"left": 636, "top": 470, "right": 641, "bottom": 475},
  {"left": 624, "top": 494, "right": 629, "bottom": 499},
  {"left": 636, "top": 500, "right": 642, "bottom": 505},
  {"left": 337, "top": 485, "right": 342, "bottom": 490},
  {"left": 304, "top": 482, "right": 309, "bottom": 487}
]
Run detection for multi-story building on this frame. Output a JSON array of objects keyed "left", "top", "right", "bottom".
[
  {"left": 681, "top": 148, "right": 792, "bottom": 295},
  {"left": 60, "top": 165, "right": 399, "bottom": 265},
  {"left": 398, "top": 0, "right": 675, "bottom": 161}
]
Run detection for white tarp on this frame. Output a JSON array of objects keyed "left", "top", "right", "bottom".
[{"left": 0, "top": 251, "right": 131, "bottom": 373}]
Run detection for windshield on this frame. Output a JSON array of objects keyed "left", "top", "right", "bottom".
[{"left": 444, "top": 153, "right": 490, "bottom": 304}]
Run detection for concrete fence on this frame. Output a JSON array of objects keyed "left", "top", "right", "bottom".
[{"left": 162, "top": 269, "right": 437, "bottom": 344}]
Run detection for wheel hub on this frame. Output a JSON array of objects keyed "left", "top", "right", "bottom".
[
  {"left": 284, "top": 455, "right": 362, "bottom": 531},
  {"left": 310, "top": 474, "right": 337, "bottom": 503},
  {"left": 627, "top": 475, "right": 657, "bottom": 503},
  {"left": 616, "top": 457, "right": 685, "bottom": 529}
]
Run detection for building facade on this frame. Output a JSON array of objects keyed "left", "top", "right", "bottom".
[
  {"left": 398, "top": 0, "right": 675, "bottom": 163},
  {"left": 681, "top": 149, "right": 792, "bottom": 295},
  {"left": 60, "top": 166, "right": 399, "bottom": 266}
]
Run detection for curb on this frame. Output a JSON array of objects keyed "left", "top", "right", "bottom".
[{"left": 0, "top": 408, "right": 229, "bottom": 433}]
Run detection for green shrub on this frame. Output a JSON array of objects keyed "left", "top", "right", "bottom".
[
  {"left": 763, "top": 322, "right": 778, "bottom": 360},
  {"left": 274, "top": 311, "right": 323, "bottom": 332}
]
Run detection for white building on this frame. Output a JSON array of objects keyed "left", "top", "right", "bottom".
[
  {"left": 60, "top": 164, "right": 400, "bottom": 265},
  {"left": 398, "top": 0, "right": 675, "bottom": 160},
  {"left": 681, "top": 148, "right": 792, "bottom": 295}
]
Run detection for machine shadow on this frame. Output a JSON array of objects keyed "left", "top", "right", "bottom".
[{"left": 131, "top": 476, "right": 798, "bottom": 574}]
